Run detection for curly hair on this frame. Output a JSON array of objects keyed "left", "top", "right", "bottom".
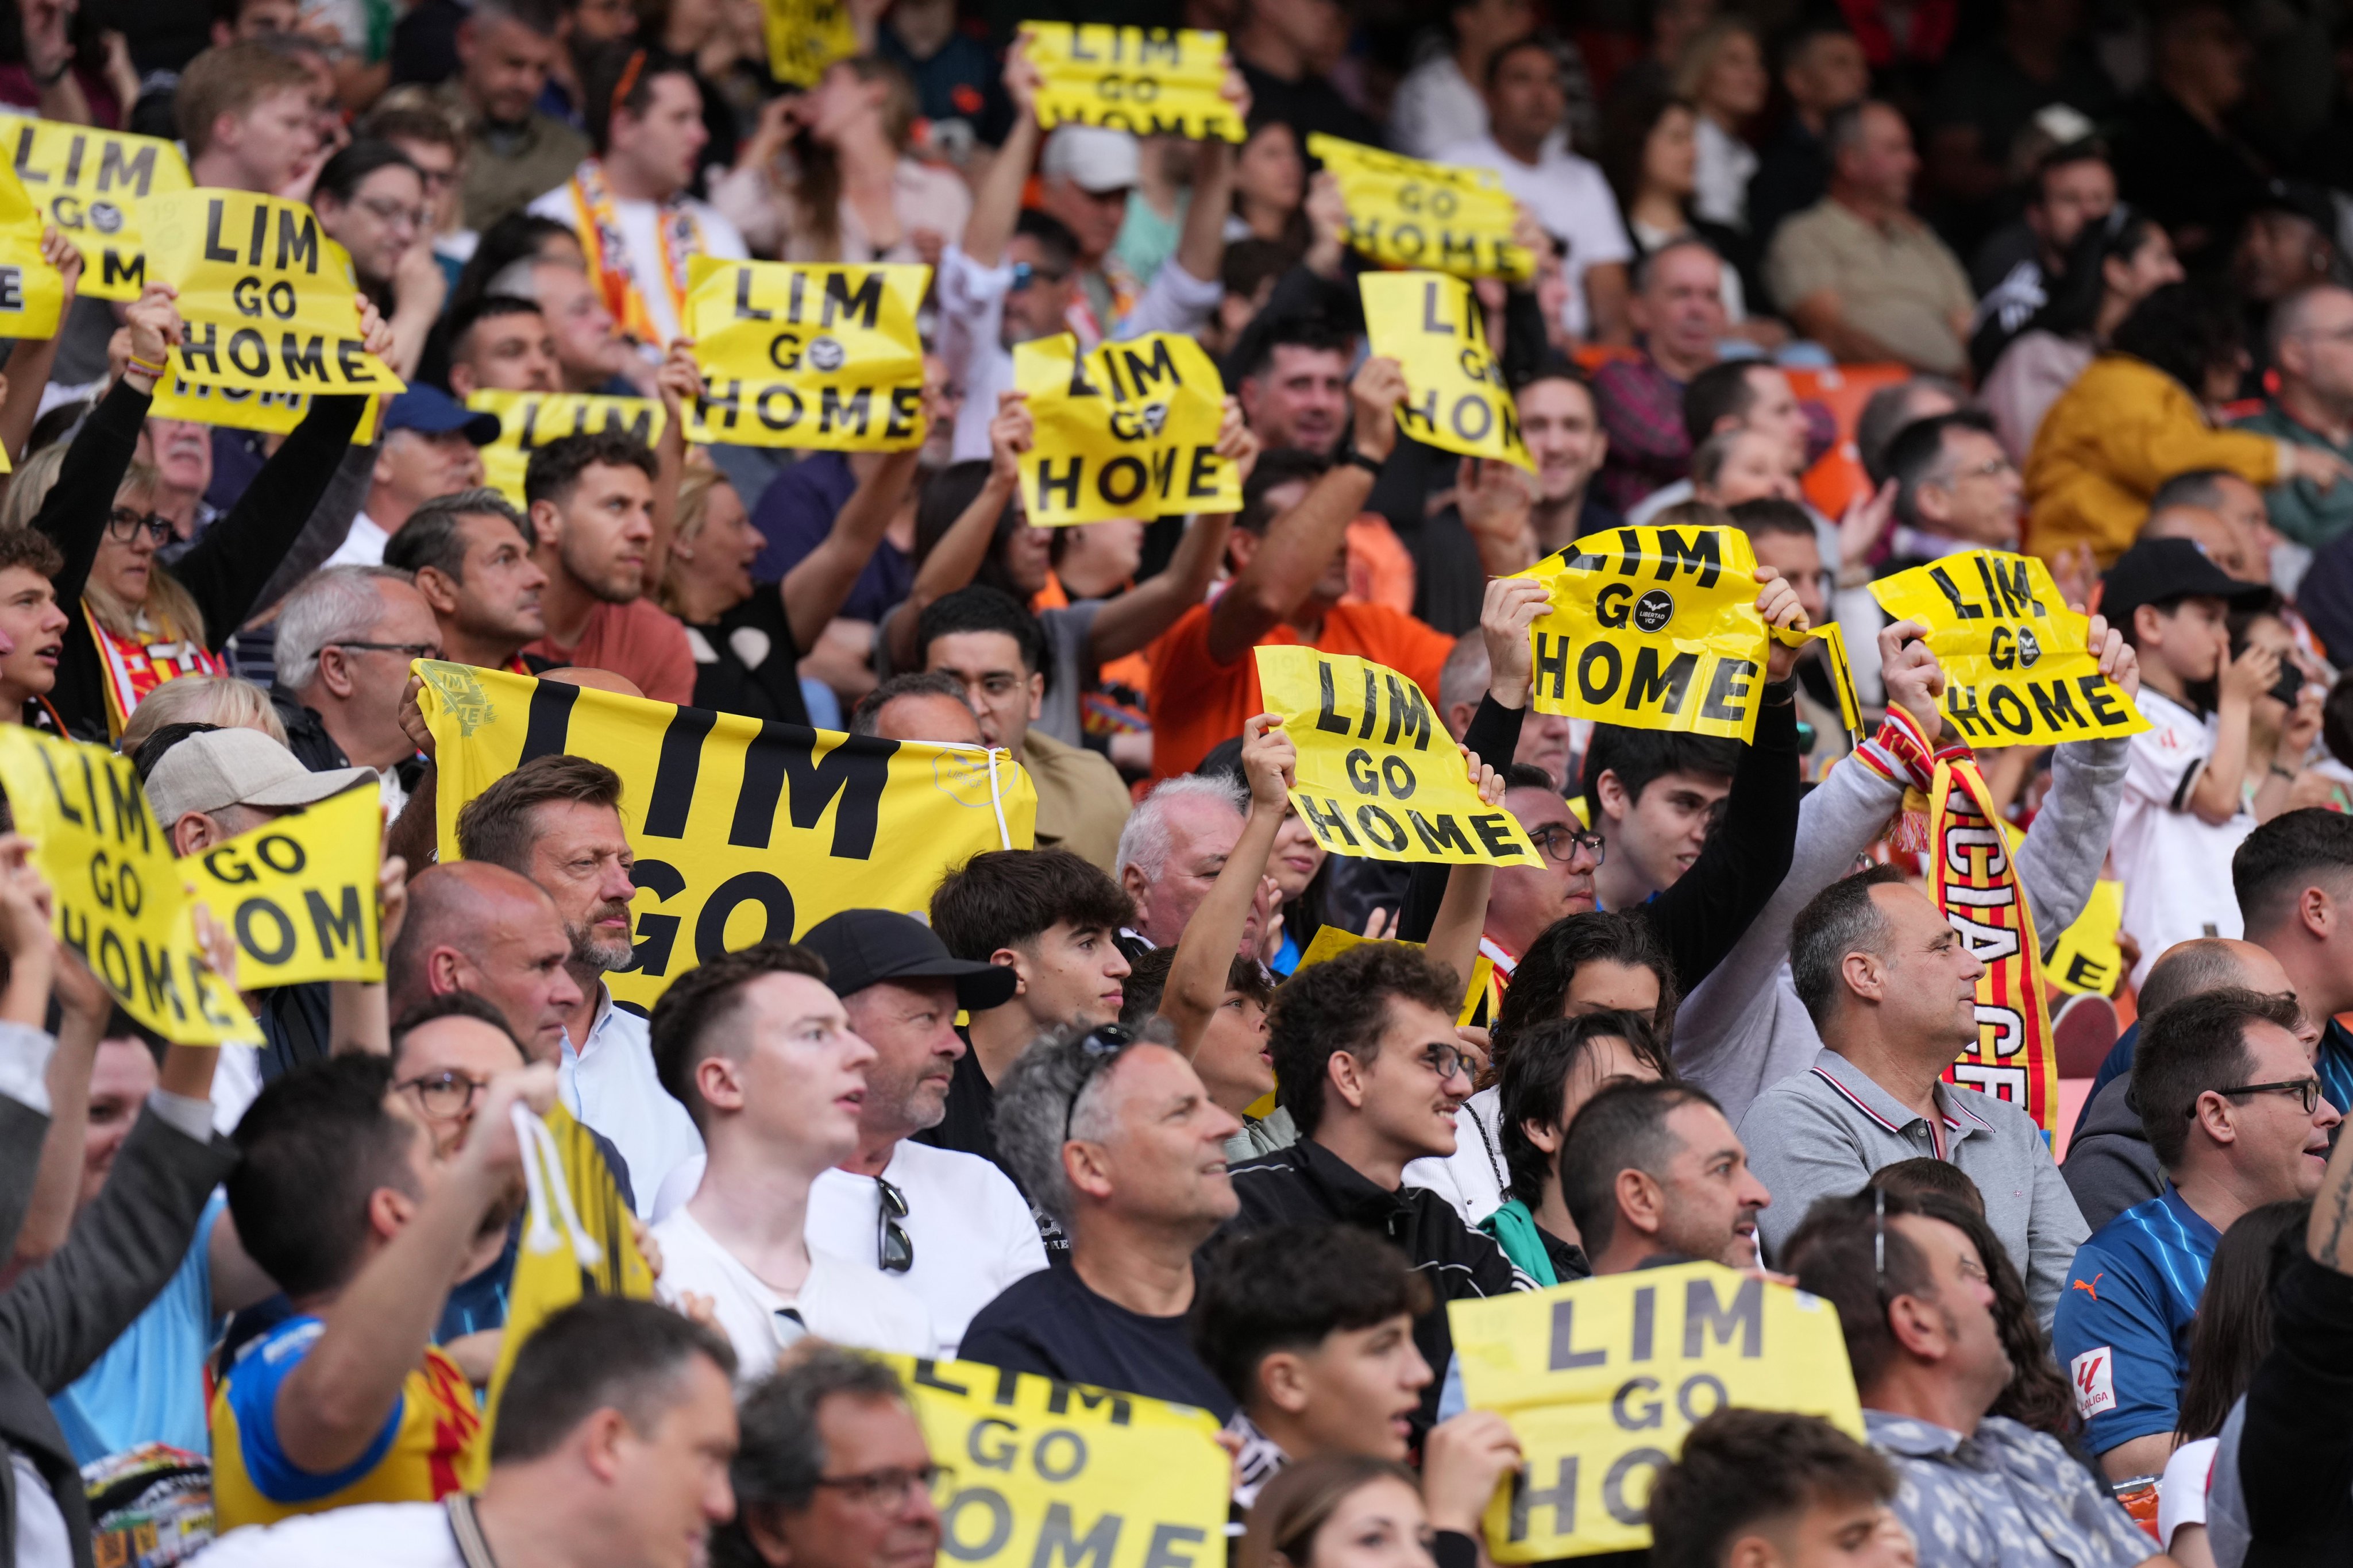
[{"left": 1268, "top": 943, "right": 1461, "bottom": 1138}]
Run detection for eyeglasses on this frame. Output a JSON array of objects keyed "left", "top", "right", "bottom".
[
  {"left": 1060, "top": 1023, "right": 1137, "bottom": 1141},
  {"left": 1008, "top": 261, "right": 1070, "bottom": 293},
  {"left": 811, "top": 1464, "right": 952, "bottom": 1511},
  {"left": 356, "top": 195, "right": 430, "bottom": 233},
  {"left": 1940, "top": 456, "right": 2015, "bottom": 483},
  {"left": 2206, "top": 1077, "right": 2324, "bottom": 1114},
  {"left": 876, "top": 1175, "right": 913, "bottom": 1274},
  {"left": 105, "top": 508, "right": 172, "bottom": 545},
  {"left": 396, "top": 1068, "right": 490, "bottom": 1119},
  {"left": 334, "top": 639, "right": 444, "bottom": 661},
  {"left": 1527, "top": 824, "right": 1606, "bottom": 867},
  {"left": 1417, "top": 1041, "right": 1473, "bottom": 1084}
]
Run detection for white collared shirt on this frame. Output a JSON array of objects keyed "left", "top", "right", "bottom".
[
  {"left": 560, "top": 987, "right": 704, "bottom": 1216},
  {"left": 651, "top": 1208, "right": 936, "bottom": 1384}
]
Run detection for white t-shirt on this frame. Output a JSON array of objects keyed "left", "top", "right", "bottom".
[
  {"left": 651, "top": 1207, "right": 936, "bottom": 1384},
  {"left": 193, "top": 1504, "right": 459, "bottom": 1568},
  {"left": 526, "top": 181, "right": 749, "bottom": 348},
  {"left": 560, "top": 990, "right": 704, "bottom": 1216},
  {"left": 321, "top": 511, "right": 390, "bottom": 570},
  {"left": 1436, "top": 132, "right": 1633, "bottom": 341},
  {"left": 2113, "top": 688, "right": 2253, "bottom": 987},
  {"left": 1389, "top": 53, "right": 1487, "bottom": 160},
  {"left": 2159, "top": 1435, "right": 2220, "bottom": 1550}
]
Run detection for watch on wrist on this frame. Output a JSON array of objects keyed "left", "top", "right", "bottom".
[{"left": 1336, "top": 443, "right": 1383, "bottom": 476}]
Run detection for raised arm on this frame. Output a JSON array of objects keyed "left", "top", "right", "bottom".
[
  {"left": 1158, "top": 715, "right": 1290, "bottom": 1058},
  {"left": 885, "top": 391, "right": 1027, "bottom": 672},
  {"left": 1087, "top": 399, "right": 1256, "bottom": 662},
  {"left": 643, "top": 338, "right": 707, "bottom": 595},
  {"left": 783, "top": 447, "right": 924, "bottom": 652},
  {"left": 4, "top": 948, "right": 108, "bottom": 1277},
  {"left": 33, "top": 284, "right": 182, "bottom": 607},
  {"left": 1168, "top": 64, "right": 1251, "bottom": 286},
  {"left": 1422, "top": 749, "right": 1505, "bottom": 994},
  {"left": 962, "top": 42, "right": 1044, "bottom": 268}
]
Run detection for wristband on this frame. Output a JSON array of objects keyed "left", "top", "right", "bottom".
[
  {"left": 2271, "top": 763, "right": 2297, "bottom": 782},
  {"left": 124, "top": 354, "right": 169, "bottom": 379},
  {"left": 1760, "top": 676, "right": 1797, "bottom": 707},
  {"left": 1336, "top": 442, "right": 1382, "bottom": 476}
]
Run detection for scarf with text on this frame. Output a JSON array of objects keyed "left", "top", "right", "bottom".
[{"left": 1929, "top": 753, "right": 2057, "bottom": 1136}]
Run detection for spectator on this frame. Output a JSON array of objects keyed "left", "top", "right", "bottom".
[
  {"left": 1856, "top": 376, "right": 1965, "bottom": 488},
  {"left": 962, "top": 1019, "right": 1240, "bottom": 1412},
  {"left": 361, "top": 95, "right": 473, "bottom": 272},
  {"left": 2235, "top": 284, "right": 2353, "bottom": 551},
  {"left": 2111, "top": 0, "right": 2269, "bottom": 270},
  {"left": 386, "top": 861, "right": 585, "bottom": 1064},
  {"left": 1676, "top": 18, "right": 1769, "bottom": 235},
  {"left": 1592, "top": 241, "right": 1734, "bottom": 511},
  {"left": 1238, "top": 1457, "right": 1448, "bottom": 1568},
  {"left": 1969, "top": 141, "right": 2120, "bottom": 368},
  {"left": 848, "top": 671, "right": 987, "bottom": 744},
  {"left": 1231, "top": 0, "right": 1380, "bottom": 150},
  {"left": 1580, "top": 726, "right": 1738, "bottom": 918},
  {"left": 0, "top": 528, "right": 71, "bottom": 733},
  {"left": 313, "top": 141, "right": 445, "bottom": 380},
  {"left": 331, "top": 388, "right": 500, "bottom": 571},
  {"left": 1624, "top": 360, "right": 1819, "bottom": 523},
  {"left": 1116, "top": 774, "right": 1258, "bottom": 954},
  {"left": 488, "top": 252, "right": 654, "bottom": 395},
  {"left": 650, "top": 941, "right": 934, "bottom": 1373},
  {"left": 175, "top": 40, "right": 323, "bottom": 194},
  {"left": 2237, "top": 810, "right": 2353, "bottom": 1115},
  {"left": 1766, "top": 101, "right": 1976, "bottom": 375},
  {"left": 456, "top": 754, "right": 704, "bottom": 1208},
  {"left": 2142, "top": 468, "right": 2282, "bottom": 585},
  {"left": 517, "top": 431, "right": 694, "bottom": 704},
  {"left": 442, "top": 295, "right": 563, "bottom": 398},
  {"left": 1880, "top": 412, "right": 2023, "bottom": 573},
  {"left": 1691, "top": 427, "right": 1803, "bottom": 507},
  {"left": 2235, "top": 183, "right": 2342, "bottom": 377},
  {"left": 877, "top": 0, "right": 1010, "bottom": 161},
  {"left": 1516, "top": 363, "right": 1620, "bottom": 554},
  {"left": 2054, "top": 988, "right": 2337, "bottom": 1481},
  {"left": 269, "top": 565, "right": 439, "bottom": 801},
  {"left": 1646, "top": 1408, "right": 1910, "bottom": 1568},
  {"left": 384, "top": 488, "right": 552, "bottom": 675},
  {"left": 1746, "top": 21, "right": 1870, "bottom": 249},
  {"left": 1743, "top": 864, "right": 2089, "bottom": 1326},
  {"left": 1602, "top": 93, "right": 1781, "bottom": 357},
  {"left": 1389, "top": 0, "right": 1533, "bottom": 160},
  {"left": 1560, "top": 1076, "right": 1771, "bottom": 1274},
  {"left": 1236, "top": 319, "right": 1354, "bottom": 459}
]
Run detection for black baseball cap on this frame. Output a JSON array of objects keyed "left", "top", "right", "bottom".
[
  {"left": 799, "top": 909, "right": 1019, "bottom": 1011},
  {"left": 2101, "top": 537, "right": 2274, "bottom": 630}
]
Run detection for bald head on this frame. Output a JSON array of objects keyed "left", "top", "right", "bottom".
[
  {"left": 2140, "top": 937, "right": 2312, "bottom": 1044},
  {"left": 540, "top": 666, "right": 646, "bottom": 700},
  {"left": 389, "top": 861, "right": 584, "bottom": 1059}
]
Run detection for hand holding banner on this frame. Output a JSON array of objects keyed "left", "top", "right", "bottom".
[
  {"left": 0, "top": 160, "right": 65, "bottom": 342},
  {"left": 682, "top": 258, "right": 928, "bottom": 451},
  {"left": 186, "top": 783, "right": 385, "bottom": 988},
  {"left": 763, "top": 0, "right": 858, "bottom": 86},
  {"left": 1024, "top": 25, "right": 1244, "bottom": 141},
  {"left": 1013, "top": 333, "right": 1241, "bottom": 526},
  {"left": 1256, "top": 647, "right": 1540, "bottom": 866},
  {"left": 1360, "top": 272, "right": 1532, "bottom": 471},
  {"left": 0, "top": 117, "right": 192, "bottom": 300},
  {"left": 467, "top": 390, "right": 668, "bottom": 506},
  {"left": 1310, "top": 135, "right": 1533, "bottom": 283}
]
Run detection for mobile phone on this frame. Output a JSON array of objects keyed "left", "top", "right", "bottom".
[{"left": 2270, "top": 663, "right": 2306, "bottom": 707}]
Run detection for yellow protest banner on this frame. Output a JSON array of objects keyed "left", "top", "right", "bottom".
[
  {"left": 148, "top": 373, "right": 385, "bottom": 444},
  {"left": 1012, "top": 333, "right": 1240, "bottom": 526},
  {"left": 185, "top": 783, "right": 384, "bottom": 988},
  {"left": 1310, "top": 135, "right": 1532, "bottom": 283},
  {"left": 1026, "top": 24, "right": 1243, "bottom": 142},
  {"left": 2046, "top": 878, "right": 2124, "bottom": 997},
  {"left": 1452, "top": 1262, "right": 1866, "bottom": 1560},
  {"left": 468, "top": 390, "right": 669, "bottom": 507},
  {"left": 1360, "top": 271, "right": 1532, "bottom": 470},
  {"left": 0, "top": 116, "right": 191, "bottom": 300},
  {"left": 0, "top": 727, "right": 258, "bottom": 1045},
  {"left": 682, "top": 257, "right": 927, "bottom": 452},
  {"left": 896, "top": 1357, "right": 1229, "bottom": 1568},
  {"left": 421, "top": 662, "right": 1034, "bottom": 1009},
  {"left": 1522, "top": 526, "right": 1779, "bottom": 741},
  {"left": 1871, "top": 549, "right": 2149, "bottom": 746},
  {"left": 0, "top": 159, "right": 63, "bottom": 343},
  {"left": 1293, "top": 924, "right": 1496, "bottom": 1024},
  {"left": 763, "top": 0, "right": 858, "bottom": 87},
  {"left": 144, "top": 190, "right": 406, "bottom": 399},
  {"left": 1257, "top": 646, "right": 1541, "bottom": 866}
]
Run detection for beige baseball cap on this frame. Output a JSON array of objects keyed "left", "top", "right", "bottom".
[{"left": 144, "top": 727, "right": 378, "bottom": 830}]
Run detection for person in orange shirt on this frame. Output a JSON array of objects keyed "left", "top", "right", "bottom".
[{"left": 1150, "top": 358, "right": 1453, "bottom": 779}]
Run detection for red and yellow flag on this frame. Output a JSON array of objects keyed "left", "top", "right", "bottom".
[{"left": 1928, "top": 756, "right": 2058, "bottom": 1135}]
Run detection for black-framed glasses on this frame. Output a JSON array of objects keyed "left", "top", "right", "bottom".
[
  {"left": 877, "top": 1175, "right": 913, "bottom": 1274},
  {"left": 1418, "top": 1041, "right": 1473, "bottom": 1084},
  {"left": 809, "top": 1463, "right": 953, "bottom": 1510},
  {"left": 1060, "top": 1024, "right": 1137, "bottom": 1141},
  {"left": 2207, "top": 1078, "right": 2324, "bottom": 1114},
  {"left": 335, "top": 639, "right": 444, "bottom": 661},
  {"left": 105, "top": 508, "right": 171, "bottom": 545},
  {"left": 396, "top": 1068, "right": 489, "bottom": 1120},
  {"left": 1527, "top": 824, "right": 1606, "bottom": 867}
]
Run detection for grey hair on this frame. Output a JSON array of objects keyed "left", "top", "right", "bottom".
[
  {"left": 277, "top": 565, "right": 418, "bottom": 693},
  {"left": 1114, "top": 772, "right": 1248, "bottom": 883},
  {"left": 1789, "top": 864, "right": 1910, "bottom": 1028},
  {"left": 488, "top": 253, "right": 585, "bottom": 302},
  {"left": 992, "top": 1017, "right": 1178, "bottom": 1229},
  {"left": 714, "top": 1347, "right": 911, "bottom": 1568},
  {"left": 1438, "top": 634, "right": 1488, "bottom": 723}
]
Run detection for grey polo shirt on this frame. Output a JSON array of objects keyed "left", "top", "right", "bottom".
[{"left": 1738, "top": 1046, "right": 2088, "bottom": 1328}]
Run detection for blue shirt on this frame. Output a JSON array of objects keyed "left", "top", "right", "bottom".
[
  {"left": 51, "top": 1192, "right": 224, "bottom": 1464},
  {"left": 2050, "top": 1186, "right": 2220, "bottom": 1454}
]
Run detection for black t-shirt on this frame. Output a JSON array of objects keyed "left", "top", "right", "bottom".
[
  {"left": 958, "top": 1265, "right": 1236, "bottom": 1419},
  {"left": 913, "top": 1038, "right": 999, "bottom": 1168},
  {"left": 688, "top": 589, "right": 808, "bottom": 727},
  {"left": 1241, "top": 62, "right": 1381, "bottom": 154}
]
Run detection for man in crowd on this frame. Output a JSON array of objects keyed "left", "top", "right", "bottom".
[
  {"left": 1232, "top": 0, "right": 1379, "bottom": 147},
  {"left": 312, "top": 141, "right": 443, "bottom": 381},
  {"left": 1560, "top": 1077, "right": 1772, "bottom": 1274},
  {"left": 384, "top": 489, "right": 551, "bottom": 674},
  {"left": 1644, "top": 1409, "right": 1911, "bottom": 1568},
  {"left": 1625, "top": 359, "right": 1817, "bottom": 524},
  {"left": 848, "top": 671, "right": 988, "bottom": 744},
  {"left": 2236, "top": 284, "right": 2353, "bottom": 552},
  {"left": 1768, "top": 101, "right": 1976, "bottom": 375},
  {"left": 1970, "top": 142, "right": 2118, "bottom": 364},
  {"left": 1518, "top": 363, "right": 1620, "bottom": 554},
  {"left": 2111, "top": 0, "right": 2264, "bottom": 271},
  {"left": 1880, "top": 411, "right": 2024, "bottom": 572},
  {"left": 0, "top": 530, "right": 72, "bottom": 732},
  {"left": 1478, "top": 763, "right": 1603, "bottom": 979},
  {"left": 1116, "top": 774, "right": 1257, "bottom": 955},
  {"left": 1747, "top": 20, "right": 1870, "bottom": 246},
  {"left": 2237, "top": 810, "right": 2353, "bottom": 1112},
  {"left": 1236, "top": 320, "right": 1355, "bottom": 459},
  {"left": 328, "top": 388, "right": 499, "bottom": 569},
  {"left": 269, "top": 565, "right": 440, "bottom": 805},
  {"left": 519, "top": 432, "right": 693, "bottom": 704},
  {"left": 1593, "top": 241, "right": 1734, "bottom": 512},
  {"left": 444, "top": 295, "right": 564, "bottom": 400},
  {"left": 2055, "top": 988, "right": 2339, "bottom": 1480},
  {"left": 387, "top": 861, "right": 585, "bottom": 1065},
  {"left": 488, "top": 253, "right": 655, "bottom": 396},
  {"left": 455, "top": 755, "right": 704, "bottom": 1210},
  {"left": 1743, "top": 864, "right": 2088, "bottom": 1325},
  {"left": 175, "top": 39, "right": 322, "bottom": 195},
  {"left": 445, "top": 0, "right": 590, "bottom": 230},
  {"left": 1692, "top": 428, "right": 1804, "bottom": 508},
  {"left": 1581, "top": 728, "right": 1739, "bottom": 918}
]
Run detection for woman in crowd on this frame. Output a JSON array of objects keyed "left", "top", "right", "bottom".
[
  {"left": 1675, "top": 17, "right": 1767, "bottom": 235},
  {"left": 1240, "top": 1456, "right": 1441, "bottom": 1568},
  {"left": 1228, "top": 119, "right": 1310, "bottom": 252},
  {"left": 115, "top": 675, "right": 290, "bottom": 759},
  {"left": 1599, "top": 88, "right": 1766, "bottom": 339}
]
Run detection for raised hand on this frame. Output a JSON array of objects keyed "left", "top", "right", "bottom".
[
  {"left": 1480, "top": 575, "right": 1551, "bottom": 708},
  {"left": 1876, "top": 617, "right": 1946, "bottom": 735},
  {"left": 988, "top": 389, "right": 1033, "bottom": 488},
  {"left": 1348, "top": 356, "right": 1408, "bottom": 465},
  {"left": 1240, "top": 713, "right": 1297, "bottom": 814},
  {"left": 1753, "top": 564, "right": 1809, "bottom": 683},
  {"left": 2084, "top": 612, "right": 2138, "bottom": 702}
]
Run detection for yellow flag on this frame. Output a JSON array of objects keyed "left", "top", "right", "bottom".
[
  {"left": 1310, "top": 134, "right": 1533, "bottom": 283},
  {"left": 184, "top": 783, "right": 384, "bottom": 987},
  {"left": 893, "top": 1356, "right": 1230, "bottom": 1568},
  {"left": 2046, "top": 878, "right": 2125, "bottom": 997},
  {"left": 1012, "top": 333, "right": 1240, "bottom": 526},
  {"left": 1451, "top": 1263, "right": 1866, "bottom": 1561},
  {"left": 1871, "top": 549, "right": 2149, "bottom": 746},
  {"left": 0, "top": 116, "right": 192, "bottom": 301},
  {"left": 144, "top": 190, "right": 406, "bottom": 399},
  {"left": 418, "top": 662, "right": 1035, "bottom": 1010},
  {"left": 0, "top": 727, "right": 259, "bottom": 1045},
  {"left": 1256, "top": 646, "right": 1541, "bottom": 866},
  {"left": 763, "top": 0, "right": 858, "bottom": 87},
  {"left": 0, "top": 159, "right": 64, "bottom": 343},
  {"left": 682, "top": 257, "right": 928, "bottom": 451},
  {"left": 467, "top": 390, "right": 669, "bottom": 507},
  {"left": 1360, "top": 271, "right": 1532, "bottom": 470},
  {"left": 148, "top": 373, "right": 386, "bottom": 444},
  {"left": 1026, "top": 25, "right": 1243, "bottom": 142},
  {"left": 1291, "top": 924, "right": 1496, "bottom": 1023}
]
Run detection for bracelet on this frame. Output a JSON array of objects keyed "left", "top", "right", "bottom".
[
  {"left": 2270, "top": 763, "right": 2297, "bottom": 781},
  {"left": 123, "top": 354, "right": 169, "bottom": 379},
  {"left": 30, "top": 58, "right": 73, "bottom": 87}
]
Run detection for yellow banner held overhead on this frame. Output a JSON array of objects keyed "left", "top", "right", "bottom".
[
  {"left": 1522, "top": 526, "right": 1778, "bottom": 741},
  {"left": 2046, "top": 878, "right": 2124, "bottom": 997},
  {"left": 1452, "top": 1262, "right": 1866, "bottom": 1561},
  {"left": 145, "top": 190, "right": 406, "bottom": 399},
  {"left": 1257, "top": 646, "right": 1542, "bottom": 866},
  {"left": 468, "top": 390, "right": 668, "bottom": 508},
  {"left": 1310, "top": 135, "right": 1533, "bottom": 283},
  {"left": 1871, "top": 549, "right": 2150, "bottom": 746},
  {"left": 148, "top": 374, "right": 385, "bottom": 445},
  {"left": 419, "top": 662, "right": 1034, "bottom": 1010},
  {"left": 1025, "top": 24, "right": 1243, "bottom": 142},
  {"left": 0, "top": 116, "right": 192, "bottom": 301},
  {"left": 682, "top": 257, "right": 928, "bottom": 452},
  {"left": 186, "top": 784, "right": 384, "bottom": 988},
  {"left": 1012, "top": 333, "right": 1240, "bottom": 526},
  {"left": 0, "top": 727, "right": 259, "bottom": 1045},
  {"left": 894, "top": 1357, "right": 1230, "bottom": 1568},
  {"left": 0, "top": 158, "right": 64, "bottom": 343},
  {"left": 763, "top": 0, "right": 858, "bottom": 87},
  {"left": 1360, "top": 271, "right": 1532, "bottom": 472}
]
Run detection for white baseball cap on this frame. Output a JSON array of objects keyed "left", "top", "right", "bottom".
[
  {"left": 1040, "top": 125, "right": 1141, "bottom": 194},
  {"left": 145, "top": 727, "right": 377, "bottom": 831}
]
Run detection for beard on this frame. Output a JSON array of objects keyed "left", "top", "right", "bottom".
[{"left": 568, "top": 898, "right": 637, "bottom": 971}]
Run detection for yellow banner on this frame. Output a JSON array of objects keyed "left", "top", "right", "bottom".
[
  {"left": 682, "top": 257, "right": 927, "bottom": 451},
  {"left": 1870, "top": 550, "right": 2149, "bottom": 745},
  {"left": 1012, "top": 333, "right": 1240, "bottom": 526},
  {"left": 1522, "top": 526, "right": 1778, "bottom": 741},
  {"left": 1310, "top": 135, "right": 1532, "bottom": 283},
  {"left": 1452, "top": 1262, "right": 1866, "bottom": 1561},
  {"left": 0, "top": 115, "right": 191, "bottom": 301},
  {"left": 1360, "top": 271, "right": 1531, "bottom": 470},
  {"left": 897, "top": 1357, "right": 1230, "bottom": 1568},
  {"left": 1027, "top": 25, "right": 1243, "bottom": 142},
  {"left": 186, "top": 784, "right": 384, "bottom": 988},
  {"left": 763, "top": 0, "right": 858, "bottom": 87},
  {"left": 0, "top": 159, "right": 64, "bottom": 342},
  {"left": 419, "top": 662, "right": 1034, "bottom": 1010},
  {"left": 0, "top": 727, "right": 258, "bottom": 1045},
  {"left": 1292, "top": 924, "right": 1496, "bottom": 1024},
  {"left": 148, "top": 373, "right": 384, "bottom": 444},
  {"left": 144, "top": 189, "right": 406, "bottom": 398},
  {"left": 1256, "top": 646, "right": 1541, "bottom": 866},
  {"left": 2045, "top": 878, "right": 2124, "bottom": 997},
  {"left": 467, "top": 390, "right": 668, "bottom": 508}
]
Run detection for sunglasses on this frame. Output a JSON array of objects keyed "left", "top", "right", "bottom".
[
  {"left": 1060, "top": 1024, "right": 1137, "bottom": 1141},
  {"left": 1008, "top": 261, "right": 1071, "bottom": 293},
  {"left": 877, "top": 1175, "right": 912, "bottom": 1273}
]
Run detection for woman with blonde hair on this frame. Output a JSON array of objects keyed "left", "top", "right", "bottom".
[
  {"left": 1672, "top": 17, "right": 1767, "bottom": 235},
  {"left": 115, "top": 675, "right": 291, "bottom": 760}
]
